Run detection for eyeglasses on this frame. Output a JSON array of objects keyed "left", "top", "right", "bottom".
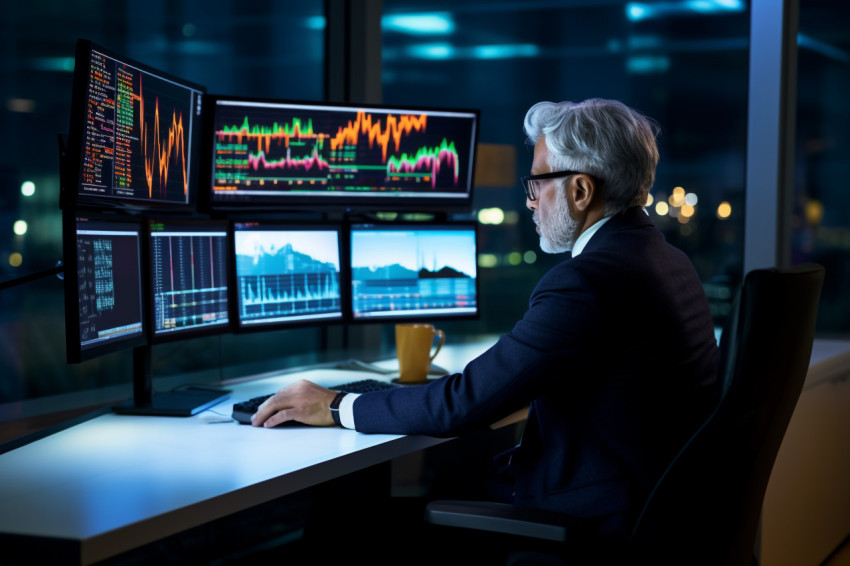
[{"left": 521, "top": 170, "right": 585, "bottom": 201}]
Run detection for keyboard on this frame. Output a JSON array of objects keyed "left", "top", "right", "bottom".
[{"left": 231, "top": 378, "right": 397, "bottom": 425}]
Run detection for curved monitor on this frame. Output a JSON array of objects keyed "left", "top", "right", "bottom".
[
  {"left": 63, "top": 214, "right": 147, "bottom": 363},
  {"left": 348, "top": 222, "right": 479, "bottom": 322},
  {"left": 61, "top": 39, "right": 206, "bottom": 212},
  {"left": 147, "top": 219, "right": 231, "bottom": 343},
  {"left": 202, "top": 96, "right": 479, "bottom": 213},
  {"left": 231, "top": 222, "right": 344, "bottom": 331}
]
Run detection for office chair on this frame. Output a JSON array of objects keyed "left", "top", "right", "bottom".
[{"left": 425, "top": 263, "right": 825, "bottom": 565}]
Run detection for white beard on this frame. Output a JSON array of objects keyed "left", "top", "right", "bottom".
[{"left": 535, "top": 188, "right": 581, "bottom": 254}]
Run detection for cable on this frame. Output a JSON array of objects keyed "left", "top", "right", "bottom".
[{"left": 0, "top": 261, "right": 64, "bottom": 291}]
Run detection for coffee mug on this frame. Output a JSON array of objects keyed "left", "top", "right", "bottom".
[{"left": 395, "top": 323, "right": 446, "bottom": 384}]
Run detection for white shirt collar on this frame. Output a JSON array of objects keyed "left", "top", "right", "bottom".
[{"left": 571, "top": 215, "right": 612, "bottom": 257}]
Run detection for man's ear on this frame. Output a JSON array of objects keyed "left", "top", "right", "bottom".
[{"left": 569, "top": 174, "right": 597, "bottom": 212}]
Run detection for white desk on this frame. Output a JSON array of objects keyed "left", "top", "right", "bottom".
[
  {"left": 0, "top": 338, "right": 498, "bottom": 565},
  {"left": 8, "top": 335, "right": 847, "bottom": 566}
]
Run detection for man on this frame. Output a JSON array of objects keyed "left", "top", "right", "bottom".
[{"left": 252, "top": 98, "right": 719, "bottom": 549}]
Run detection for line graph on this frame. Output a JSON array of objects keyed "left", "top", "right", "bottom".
[
  {"left": 239, "top": 272, "right": 340, "bottom": 315},
  {"left": 236, "top": 258, "right": 342, "bottom": 324},
  {"left": 247, "top": 147, "right": 330, "bottom": 174},
  {"left": 234, "top": 227, "right": 342, "bottom": 325},
  {"left": 386, "top": 138, "right": 460, "bottom": 188},
  {"left": 210, "top": 100, "right": 477, "bottom": 202},
  {"left": 214, "top": 114, "right": 331, "bottom": 186},
  {"left": 79, "top": 47, "right": 198, "bottom": 206},
  {"left": 349, "top": 226, "right": 478, "bottom": 319},
  {"left": 218, "top": 116, "right": 324, "bottom": 154},
  {"left": 136, "top": 78, "right": 189, "bottom": 200},
  {"left": 329, "top": 111, "right": 427, "bottom": 161}
]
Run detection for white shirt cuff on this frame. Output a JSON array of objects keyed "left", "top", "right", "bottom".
[{"left": 339, "top": 392, "right": 359, "bottom": 429}]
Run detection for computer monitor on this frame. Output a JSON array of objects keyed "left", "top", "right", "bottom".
[
  {"left": 61, "top": 39, "right": 205, "bottom": 212},
  {"left": 63, "top": 214, "right": 146, "bottom": 363},
  {"left": 147, "top": 219, "right": 231, "bottom": 342},
  {"left": 348, "top": 222, "right": 479, "bottom": 322},
  {"left": 231, "top": 222, "right": 344, "bottom": 331},
  {"left": 63, "top": 214, "right": 229, "bottom": 415},
  {"left": 202, "top": 96, "right": 479, "bottom": 213}
]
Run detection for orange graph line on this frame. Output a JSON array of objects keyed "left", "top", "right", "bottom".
[
  {"left": 329, "top": 112, "right": 428, "bottom": 161},
  {"left": 136, "top": 76, "right": 188, "bottom": 199}
]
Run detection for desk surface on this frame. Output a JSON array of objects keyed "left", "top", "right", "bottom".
[
  {"left": 0, "top": 339, "right": 496, "bottom": 565},
  {"left": 2, "top": 336, "right": 847, "bottom": 565}
]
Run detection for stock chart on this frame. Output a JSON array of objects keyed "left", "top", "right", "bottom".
[
  {"left": 80, "top": 48, "right": 201, "bottom": 204},
  {"left": 211, "top": 101, "right": 476, "bottom": 202}
]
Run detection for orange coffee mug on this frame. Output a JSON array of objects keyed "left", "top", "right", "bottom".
[{"left": 395, "top": 323, "right": 446, "bottom": 383}]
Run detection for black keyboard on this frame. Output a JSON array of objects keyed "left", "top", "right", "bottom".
[{"left": 231, "top": 378, "right": 397, "bottom": 425}]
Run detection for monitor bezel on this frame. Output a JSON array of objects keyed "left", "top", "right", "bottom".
[
  {"left": 199, "top": 95, "right": 480, "bottom": 214},
  {"left": 61, "top": 39, "right": 206, "bottom": 214},
  {"left": 345, "top": 219, "right": 481, "bottom": 325},
  {"left": 145, "top": 218, "right": 234, "bottom": 344},
  {"left": 63, "top": 211, "right": 148, "bottom": 364},
  {"left": 229, "top": 220, "right": 346, "bottom": 333}
]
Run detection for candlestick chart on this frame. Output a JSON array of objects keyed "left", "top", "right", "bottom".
[{"left": 210, "top": 100, "right": 477, "bottom": 204}]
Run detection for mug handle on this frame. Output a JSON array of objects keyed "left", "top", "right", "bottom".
[{"left": 430, "top": 329, "right": 446, "bottom": 361}]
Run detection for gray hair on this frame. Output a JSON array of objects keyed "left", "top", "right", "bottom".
[{"left": 523, "top": 98, "right": 660, "bottom": 216}]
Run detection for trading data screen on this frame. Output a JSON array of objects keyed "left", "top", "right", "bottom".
[
  {"left": 149, "top": 220, "right": 230, "bottom": 340},
  {"left": 72, "top": 217, "right": 145, "bottom": 359},
  {"left": 69, "top": 40, "right": 205, "bottom": 209},
  {"left": 349, "top": 223, "right": 478, "bottom": 321},
  {"left": 208, "top": 98, "right": 478, "bottom": 209},
  {"left": 233, "top": 223, "right": 343, "bottom": 329}
]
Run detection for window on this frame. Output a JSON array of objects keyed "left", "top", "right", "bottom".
[
  {"left": 382, "top": 0, "right": 749, "bottom": 332},
  {"left": 793, "top": 0, "right": 850, "bottom": 334},
  {"left": 0, "top": 1, "right": 324, "bottom": 404}
]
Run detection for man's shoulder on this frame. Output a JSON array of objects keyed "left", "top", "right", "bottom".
[
  {"left": 595, "top": 207, "right": 655, "bottom": 241},
  {"left": 534, "top": 251, "right": 607, "bottom": 294},
  {"left": 584, "top": 207, "right": 675, "bottom": 258}
]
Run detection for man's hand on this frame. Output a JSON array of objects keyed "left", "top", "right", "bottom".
[{"left": 251, "top": 379, "right": 338, "bottom": 428}]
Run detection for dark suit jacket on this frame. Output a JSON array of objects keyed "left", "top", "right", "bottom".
[{"left": 353, "top": 207, "right": 719, "bottom": 534}]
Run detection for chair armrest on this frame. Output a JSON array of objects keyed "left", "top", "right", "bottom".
[
  {"left": 425, "top": 500, "right": 583, "bottom": 542},
  {"left": 489, "top": 406, "right": 529, "bottom": 429}
]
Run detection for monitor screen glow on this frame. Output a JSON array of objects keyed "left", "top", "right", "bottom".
[
  {"left": 63, "top": 39, "right": 205, "bottom": 212},
  {"left": 232, "top": 222, "right": 344, "bottom": 330},
  {"left": 205, "top": 97, "right": 478, "bottom": 212},
  {"left": 64, "top": 215, "right": 146, "bottom": 363},
  {"left": 349, "top": 223, "right": 479, "bottom": 322},
  {"left": 148, "top": 220, "right": 231, "bottom": 341}
]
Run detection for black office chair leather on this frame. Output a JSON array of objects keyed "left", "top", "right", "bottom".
[{"left": 425, "top": 264, "right": 825, "bottom": 565}]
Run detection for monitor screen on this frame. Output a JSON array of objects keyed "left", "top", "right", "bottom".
[
  {"left": 64, "top": 214, "right": 146, "bottom": 363},
  {"left": 62, "top": 39, "right": 205, "bottom": 212},
  {"left": 148, "top": 219, "right": 231, "bottom": 342},
  {"left": 203, "top": 97, "right": 479, "bottom": 212},
  {"left": 349, "top": 222, "right": 479, "bottom": 322},
  {"left": 232, "top": 222, "right": 344, "bottom": 330}
]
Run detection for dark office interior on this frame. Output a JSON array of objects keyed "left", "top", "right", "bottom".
[{"left": 1, "top": 0, "right": 849, "bottom": 564}]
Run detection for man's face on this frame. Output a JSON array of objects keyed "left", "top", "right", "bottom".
[{"left": 528, "top": 137, "right": 582, "bottom": 254}]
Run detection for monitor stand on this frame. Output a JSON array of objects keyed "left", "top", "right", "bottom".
[{"left": 113, "top": 345, "right": 230, "bottom": 417}]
